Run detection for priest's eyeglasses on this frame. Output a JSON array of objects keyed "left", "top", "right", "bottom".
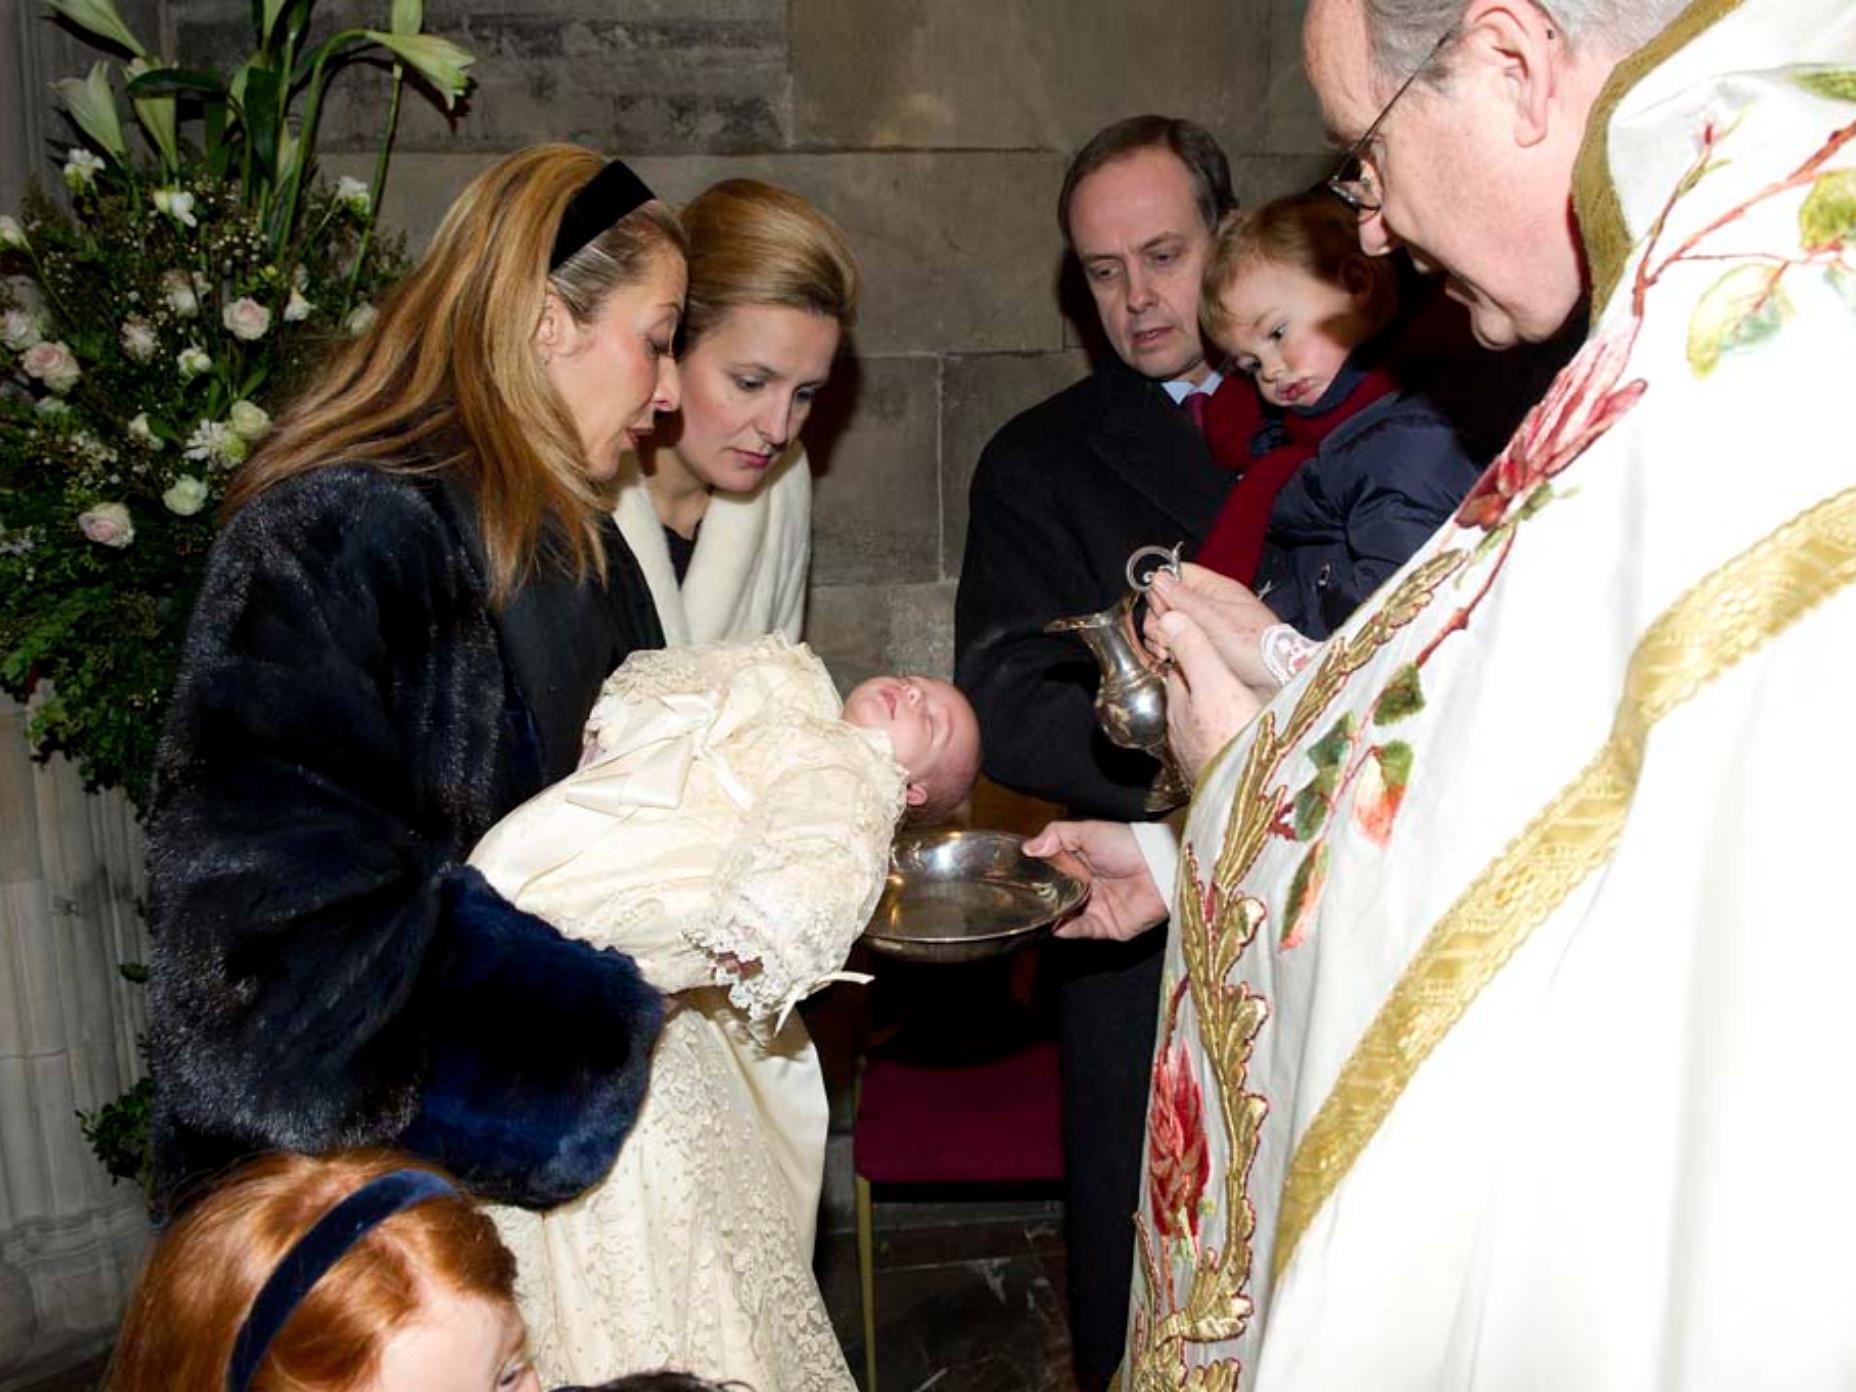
[{"left": 1325, "top": 26, "right": 1460, "bottom": 215}]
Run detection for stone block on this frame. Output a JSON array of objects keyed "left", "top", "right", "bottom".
[
  {"left": 939, "top": 350, "right": 1091, "bottom": 578},
  {"left": 1230, "top": 151, "right": 1334, "bottom": 208},
  {"left": 792, "top": 0, "right": 1272, "bottom": 159},
  {"left": 333, "top": 150, "right": 1069, "bottom": 356},
  {"left": 1265, "top": 0, "right": 1332, "bottom": 156},
  {"left": 806, "top": 354, "right": 941, "bottom": 588},
  {"left": 807, "top": 581, "right": 958, "bottom": 692},
  {"left": 173, "top": 2, "right": 790, "bottom": 155}
]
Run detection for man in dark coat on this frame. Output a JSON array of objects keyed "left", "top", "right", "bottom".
[{"left": 953, "top": 116, "right": 1240, "bottom": 1388}]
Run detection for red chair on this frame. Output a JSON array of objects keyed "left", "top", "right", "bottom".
[{"left": 851, "top": 1036, "right": 1064, "bottom": 1391}]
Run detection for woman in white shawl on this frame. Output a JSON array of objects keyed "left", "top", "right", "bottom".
[{"left": 614, "top": 179, "right": 859, "bottom": 645}]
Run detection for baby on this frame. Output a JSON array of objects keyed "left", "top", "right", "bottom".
[
  {"left": 471, "top": 634, "right": 977, "bottom": 1391},
  {"left": 1194, "top": 190, "right": 1486, "bottom": 639}
]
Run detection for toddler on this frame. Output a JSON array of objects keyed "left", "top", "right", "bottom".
[
  {"left": 471, "top": 633, "right": 978, "bottom": 1391},
  {"left": 1196, "top": 190, "right": 1486, "bottom": 639},
  {"left": 107, "top": 1150, "right": 539, "bottom": 1392}
]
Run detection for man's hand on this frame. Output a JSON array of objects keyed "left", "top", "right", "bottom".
[
  {"left": 1146, "top": 563, "right": 1284, "bottom": 692},
  {"left": 1147, "top": 609, "right": 1264, "bottom": 779},
  {"left": 1024, "top": 820, "right": 1166, "bottom": 942}
]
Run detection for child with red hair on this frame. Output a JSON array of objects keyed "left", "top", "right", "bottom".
[{"left": 106, "top": 1149, "right": 745, "bottom": 1392}]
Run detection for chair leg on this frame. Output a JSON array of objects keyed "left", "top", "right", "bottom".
[{"left": 856, "top": 1173, "right": 877, "bottom": 1392}]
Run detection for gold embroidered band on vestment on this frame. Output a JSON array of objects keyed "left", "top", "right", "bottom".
[{"left": 1271, "top": 481, "right": 1856, "bottom": 1287}]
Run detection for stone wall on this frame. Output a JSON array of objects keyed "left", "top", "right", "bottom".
[{"left": 171, "top": 0, "right": 1334, "bottom": 691}]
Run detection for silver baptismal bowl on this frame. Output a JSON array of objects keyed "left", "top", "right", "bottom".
[{"left": 861, "top": 828, "right": 1087, "bottom": 965}]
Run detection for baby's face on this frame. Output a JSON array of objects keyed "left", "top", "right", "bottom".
[
  {"left": 1213, "top": 255, "right": 1377, "bottom": 409},
  {"left": 843, "top": 674, "right": 981, "bottom": 818}
]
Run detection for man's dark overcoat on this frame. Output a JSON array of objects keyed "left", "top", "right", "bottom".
[
  {"left": 146, "top": 464, "right": 665, "bottom": 1214},
  {"left": 954, "top": 353, "right": 1232, "bottom": 1380}
]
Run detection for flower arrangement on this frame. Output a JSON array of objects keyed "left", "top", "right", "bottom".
[{"left": 0, "top": 0, "right": 475, "bottom": 807}]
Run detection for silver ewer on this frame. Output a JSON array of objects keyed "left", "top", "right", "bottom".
[{"left": 1044, "top": 544, "right": 1189, "bottom": 813}]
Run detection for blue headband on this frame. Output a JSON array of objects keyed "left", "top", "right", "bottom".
[
  {"left": 550, "top": 159, "right": 656, "bottom": 271},
  {"left": 226, "top": 1169, "right": 460, "bottom": 1392}
]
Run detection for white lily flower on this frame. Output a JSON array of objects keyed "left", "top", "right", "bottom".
[
  {"left": 151, "top": 187, "right": 197, "bottom": 228},
  {"left": 63, "top": 147, "right": 106, "bottom": 190}
]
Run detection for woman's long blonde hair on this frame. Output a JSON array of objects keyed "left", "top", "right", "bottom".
[
  {"left": 228, "top": 144, "right": 686, "bottom": 603},
  {"left": 678, "top": 179, "right": 859, "bottom": 351},
  {"left": 106, "top": 1150, "right": 518, "bottom": 1392}
]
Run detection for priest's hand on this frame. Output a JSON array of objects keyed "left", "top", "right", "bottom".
[
  {"left": 1148, "top": 609, "right": 1263, "bottom": 778},
  {"left": 1146, "top": 563, "right": 1284, "bottom": 693},
  {"left": 1025, "top": 820, "right": 1166, "bottom": 942}
]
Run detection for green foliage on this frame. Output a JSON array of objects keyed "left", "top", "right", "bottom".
[
  {"left": 77, "top": 1073, "right": 155, "bottom": 1200},
  {"left": 1798, "top": 168, "right": 1856, "bottom": 250},
  {"left": 1795, "top": 69, "right": 1856, "bottom": 105},
  {"left": 7, "top": 0, "right": 475, "bottom": 1196},
  {"left": 1, "top": 0, "right": 474, "bottom": 806},
  {"left": 1686, "top": 263, "right": 1792, "bottom": 379},
  {"left": 1371, "top": 663, "right": 1427, "bottom": 727}
]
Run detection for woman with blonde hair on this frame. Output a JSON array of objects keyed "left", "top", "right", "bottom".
[
  {"left": 616, "top": 178, "right": 859, "bottom": 644},
  {"left": 145, "top": 145, "right": 684, "bottom": 1218}
]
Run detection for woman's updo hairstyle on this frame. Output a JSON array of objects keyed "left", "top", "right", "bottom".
[
  {"left": 105, "top": 1150, "right": 516, "bottom": 1392},
  {"left": 677, "top": 179, "right": 859, "bottom": 352}
]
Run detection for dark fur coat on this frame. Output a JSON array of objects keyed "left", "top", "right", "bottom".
[{"left": 146, "top": 465, "right": 665, "bottom": 1213}]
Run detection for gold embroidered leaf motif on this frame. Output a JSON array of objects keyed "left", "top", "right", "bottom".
[
  {"left": 1182, "top": 1358, "right": 1243, "bottom": 1392},
  {"left": 1687, "top": 262, "right": 1793, "bottom": 377},
  {"left": 1799, "top": 168, "right": 1856, "bottom": 249},
  {"left": 1796, "top": 69, "right": 1856, "bottom": 104}
]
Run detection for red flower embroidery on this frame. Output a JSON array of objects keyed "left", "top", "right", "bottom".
[
  {"left": 1147, "top": 1044, "right": 1211, "bottom": 1240},
  {"left": 1456, "top": 323, "right": 1648, "bottom": 531}
]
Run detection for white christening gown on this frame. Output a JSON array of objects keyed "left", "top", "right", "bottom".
[{"left": 472, "top": 636, "right": 900, "bottom": 1390}]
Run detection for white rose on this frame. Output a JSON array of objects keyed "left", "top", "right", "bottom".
[
  {"left": 334, "top": 175, "right": 371, "bottom": 215},
  {"left": 127, "top": 412, "right": 163, "bottom": 449},
  {"left": 2, "top": 308, "right": 42, "bottom": 352},
  {"left": 283, "top": 287, "right": 313, "bottom": 322},
  {"left": 34, "top": 396, "right": 69, "bottom": 417},
  {"left": 176, "top": 344, "right": 211, "bottom": 380},
  {"left": 22, "top": 339, "right": 81, "bottom": 393},
  {"left": 151, "top": 187, "right": 198, "bottom": 229},
  {"left": 228, "top": 399, "right": 271, "bottom": 440},
  {"left": 160, "top": 269, "right": 200, "bottom": 318},
  {"left": 183, "top": 418, "right": 247, "bottom": 468},
  {"left": 72, "top": 430, "right": 115, "bottom": 463},
  {"left": 63, "top": 147, "right": 105, "bottom": 190},
  {"left": 0, "top": 215, "right": 24, "bottom": 248},
  {"left": 344, "top": 302, "right": 377, "bottom": 337},
  {"left": 78, "top": 502, "right": 134, "bottom": 548},
  {"left": 162, "top": 476, "right": 209, "bottom": 516},
  {"left": 120, "top": 316, "right": 158, "bottom": 361},
  {"left": 222, "top": 296, "right": 271, "bottom": 341}
]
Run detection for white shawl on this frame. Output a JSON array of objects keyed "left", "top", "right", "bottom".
[{"left": 613, "top": 446, "right": 812, "bottom": 645}]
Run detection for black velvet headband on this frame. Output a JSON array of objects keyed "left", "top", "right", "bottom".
[
  {"left": 550, "top": 159, "right": 657, "bottom": 271},
  {"left": 226, "top": 1169, "right": 460, "bottom": 1392}
]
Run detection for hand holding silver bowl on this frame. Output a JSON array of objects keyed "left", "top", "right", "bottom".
[{"left": 861, "top": 828, "right": 1087, "bottom": 965}]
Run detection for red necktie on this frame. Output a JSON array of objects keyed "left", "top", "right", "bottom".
[{"left": 1183, "top": 389, "right": 1210, "bottom": 432}]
